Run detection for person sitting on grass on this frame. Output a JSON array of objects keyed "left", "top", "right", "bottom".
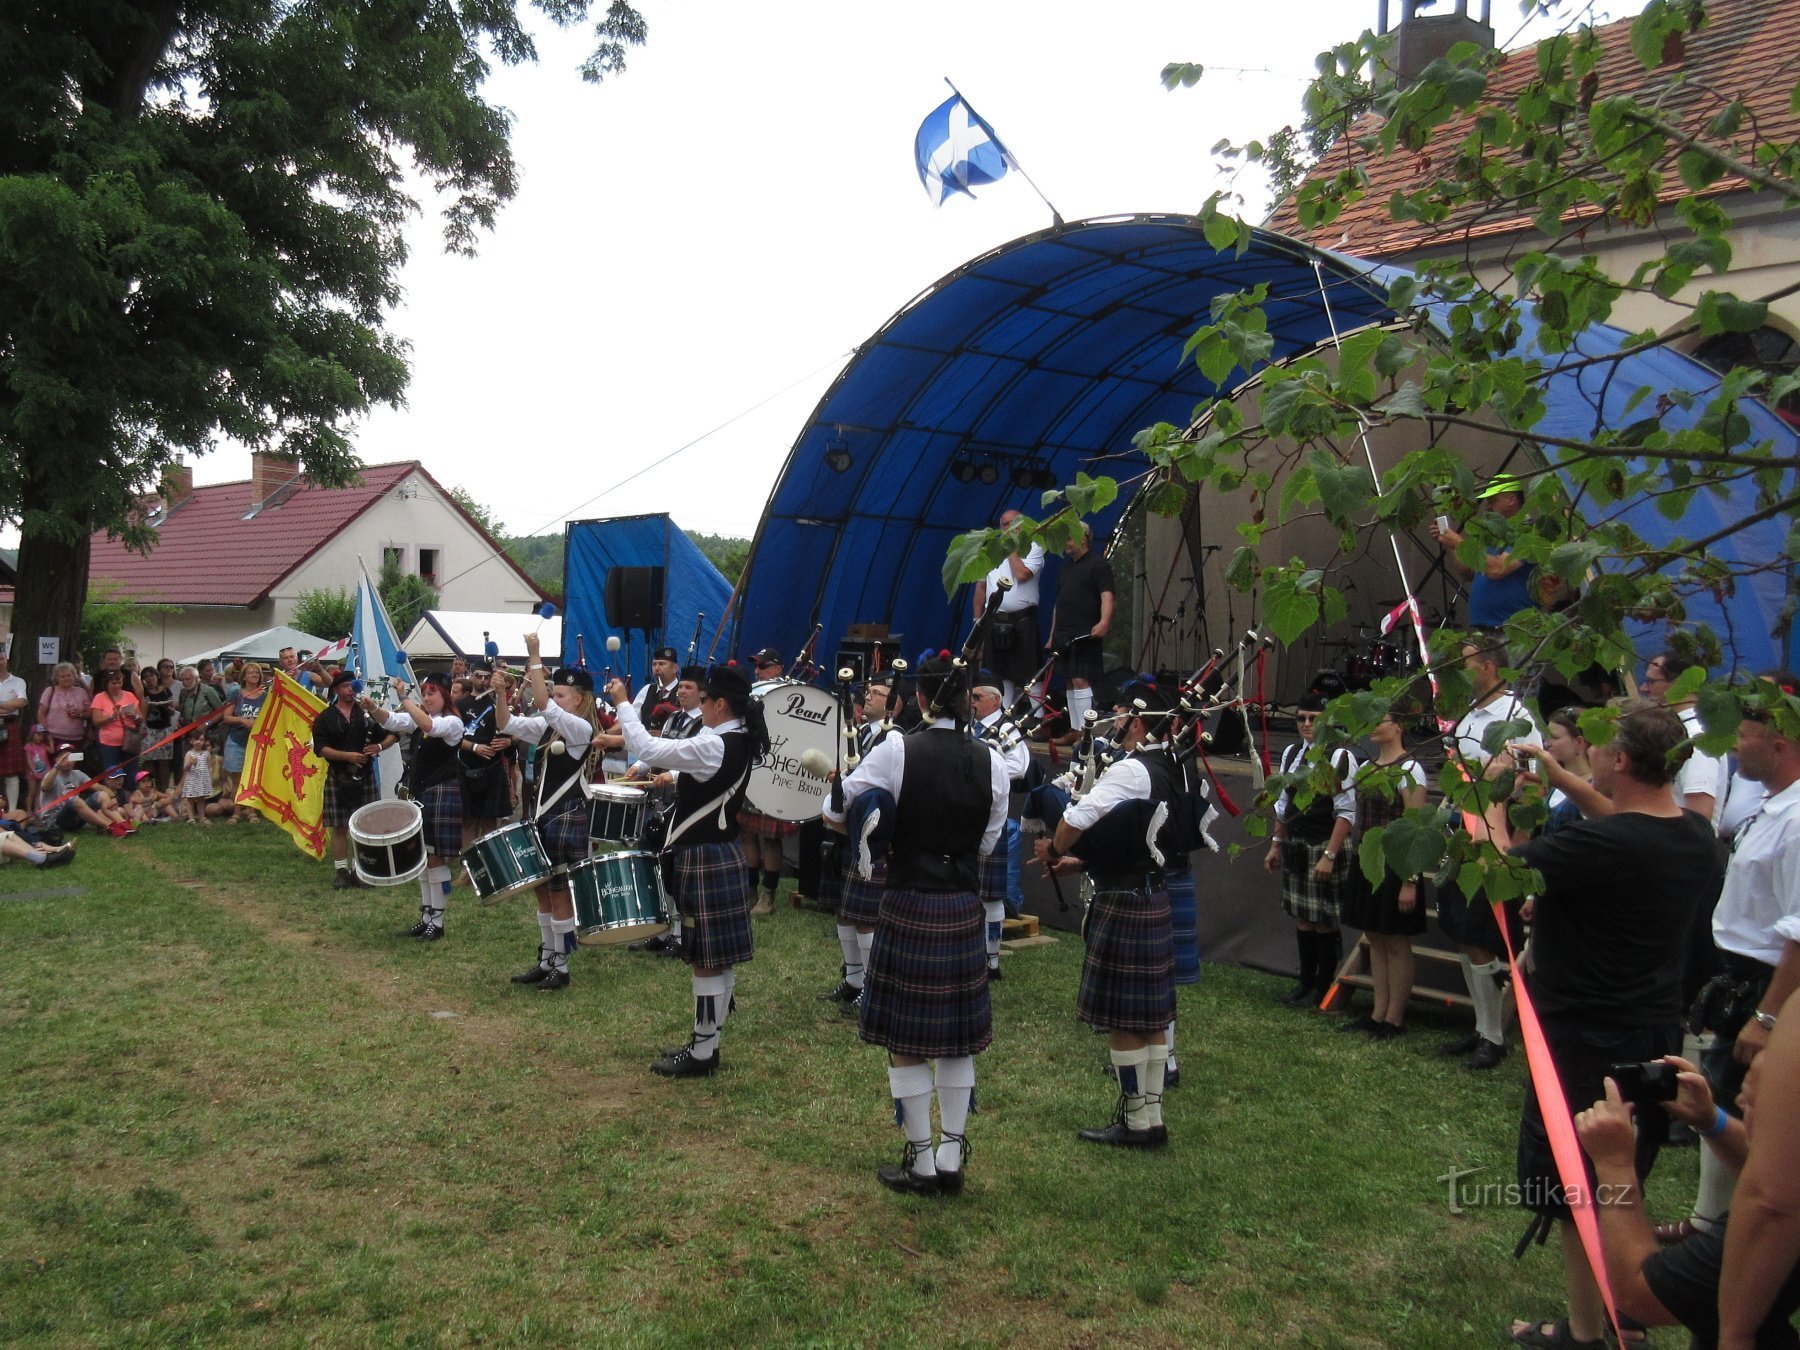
[
  {"left": 1573, "top": 988, "right": 1800, "bottom": 1349},
  {"left": 37, "top": 747, "right": 132, "bottom": 836},
  {"left": 0, "top": 821, "right": 74, "bottom": 868}
]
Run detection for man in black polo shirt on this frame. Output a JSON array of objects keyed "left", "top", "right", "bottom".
[
  {"left": 1046, "top": 522, "right": 1115, "bottom": 738},
  {"left": 311, "top": 670, "right": 398, "bottom": 889},
  {"left": 1505, "top": 700, "right": 1722, "bottom": 1348}
]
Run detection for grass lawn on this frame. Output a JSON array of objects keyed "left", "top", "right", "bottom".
[{"left": 0, "top": 822, "right": 1698, "bottom": 1347}]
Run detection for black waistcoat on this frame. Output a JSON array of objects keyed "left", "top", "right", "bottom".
[
  {"left": 669, "top": 729, "right": 752, "bottom": 848},
  {"left": 1077, "top": 748, "right": 1177, "bottom": 878},
  {"left": 888, "top": 726, "right": 992, "bottom": 891}
]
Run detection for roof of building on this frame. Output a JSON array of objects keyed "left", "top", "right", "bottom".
[
  {"left": 87, "top": 460, "right": 542, "bottom": 607},
  {"left": 1266, "top": 0, "right": 1800, "bottom": 258}
]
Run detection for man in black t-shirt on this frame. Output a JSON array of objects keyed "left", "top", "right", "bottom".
[
  {"left": 1046, "top": 522, "right": 1115, "bottom": 739},
  {"left": 1506, "top": 700, "right": 1723, "bottom": 1348}
]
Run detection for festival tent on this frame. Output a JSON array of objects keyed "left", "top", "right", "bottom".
[
  {"left": 559, "top": 515, "right": 735, "bottom": 676},
  {"left": 736, "top": 214, "right": 1798, "bottom": 683},
  {"left": 401, "top": 610, "right": 565, "bottom": 669},
  {"left": 177, "top": 625, "right": 328, "bottom": 666}
]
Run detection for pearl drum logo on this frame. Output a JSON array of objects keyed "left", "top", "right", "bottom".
[{"left": 747, "top": 679, "right": 842, "bottom": 821}]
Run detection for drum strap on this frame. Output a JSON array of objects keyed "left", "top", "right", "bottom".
[
  {"left": 662, "top": 753, "right": 753, "bottom": 852},
  {"left": 532, "top": 726, "right": 596, "bottom": 823}
]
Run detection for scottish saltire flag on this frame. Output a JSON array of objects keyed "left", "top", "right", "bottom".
[
  {"left": 353, "top": 559, "right": 415, "bottom": 801},
  {"left": 915, "top": 93, "right": 1010, "bottom": 205}
]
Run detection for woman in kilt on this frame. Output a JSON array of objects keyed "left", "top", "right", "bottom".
[
  {"left": 1263, "top": 692, "right": 1359, "bottom": 1009},
  {"left": 608, "top": 663, "right": 768, "bottom": 1078},
  {"left": 826, "top": 654, "right": 1009, "bottom": 1197},
  {"left": 494, "top": 633, "right": 600, "bottom": 991},
  {"left": 1037, "top": 681, "right": 1179, "bottom": 1149},
  {"left": 1339, "top": 709, "right": 1428, "bottom": 1040},
  {"left": 367, "top": 673, "right": 466, "bottom": 941}
]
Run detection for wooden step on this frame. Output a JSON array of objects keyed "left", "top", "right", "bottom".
[{"left": 1002, "top": 914, "right": 1039, "bottom": 938}]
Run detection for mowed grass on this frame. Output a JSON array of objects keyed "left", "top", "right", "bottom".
[{"left": 0, "top": 823, "right": 1698, "bottom": 1347}]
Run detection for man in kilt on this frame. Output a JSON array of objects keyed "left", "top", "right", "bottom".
[
  {"left": 1036, "top": 680, "right": 1179, "bottom": 1148},
  {"left": 608, "top": 663, "right": 767, "bottom": 1078},
  {"left": 312, "top": 669, "right": 398, "bottom": 890},
  {"left": 972, "top": 682, "right": 1031, "bottom": 981},
  {"left": 1262, "top": 691, "right": 1360, "bottom": 1011},
  {"left": 456, "top": 661, "right": 514, "bottom": 851},
  {"left": 817, "top": 676, "right": 903, "bottom": 1014},
  {"left": 367, "top": 673, "right": 467, "bottom": 940},
  {"left": 826, "top": 653, "right": 1009, "bottom": 1197},
  {"left": 494, "top": 636, "right": 599, "bottom": 991}
]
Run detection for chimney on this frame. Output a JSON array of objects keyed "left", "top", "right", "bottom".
[
  {"left": 159, "top": 463, "right": 194, "bottom": 505},
  {"left": 250, "top": 450, "right": 299, "bottom": 509},
  {"left": 1377, "top": 0, "right": 1495, "bottom": 86}
]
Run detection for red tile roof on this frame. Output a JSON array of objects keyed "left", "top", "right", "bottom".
[
  {"left": 1267, "top": 0, "right": 1800, "bottom": 258},
  {"left": 88, "top": 460, "right": 541, "bottom": 607}
]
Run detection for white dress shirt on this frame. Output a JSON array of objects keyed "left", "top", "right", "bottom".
[
  {"left": 824, "top": 719, "right": 1008, "bottom": 857},
  {"left": 617, "top": 700, "right": 740, "bottom": 782},
  {"left": 502, "top": 699, "right": 593, "bottom": 753},
  {"left": 1273, "top": 740, "right": 1359, "bottom": 825},
  {"left": 1452, "top": 690, "right": 1542, "bottom": 765},
  {"left": 1674, "top": 706, "right": 1725, "bottom": 807},
  {"left": 1712, "top": 778, "right": 1800, "bottom": 965},
  {"left": 978, "top": 709, "right": 1031, "bottom": 780},
  {"left": 376, "top": 709, "right": 464, "bottom": 745},
  {"left": 986, "top": 542, "right": 1045, "bottom": 612}
]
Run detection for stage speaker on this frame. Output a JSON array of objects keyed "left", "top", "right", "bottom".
[
  {"left": 604, "top": 566, "right": 664, "bottom": 631},
  {"left": 1208, "top": 706, "right": 1252, "bottom": 757}
]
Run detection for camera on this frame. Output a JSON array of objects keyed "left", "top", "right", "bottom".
[{"left": 1609, "top": 1061, "right": 1680, "bottom": 1106}]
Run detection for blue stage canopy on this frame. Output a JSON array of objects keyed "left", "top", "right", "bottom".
[
  {"left": 561, "top": 514, "right": 733, "bottom": 676},
  {"left": 737, "top": 215, "right": 1797, "bottom": 676}
]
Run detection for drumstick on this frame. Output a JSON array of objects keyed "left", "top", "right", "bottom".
[{"left": 605, "top": 634, "right": 622, "bottom": 689}]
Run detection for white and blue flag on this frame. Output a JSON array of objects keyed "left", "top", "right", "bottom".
[
  {"left": 353, "top": 558, "right": 416, "bottom": 801},
  {"left": 915, "top": 92, "right": 1011, "bottom": 206}
]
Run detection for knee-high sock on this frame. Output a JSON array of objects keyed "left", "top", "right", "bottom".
[
  {"left": 1693, "top": 1140, "right": 1736, "bottom": 1232},
  {"left": 857, "top": 928, "right": 874, "bottom": 975},
  {"left": 1468, "top": 958, "right": 1506, "bottom": 1045},
  {"left": 1316, "top": 928, "right": 1342, "bottom": 995},
  {"left": 536, "top": 912, "right": 556, "bottom": 964},
  {"left": 1142, "top": 1043, "right": 1169, "bottom": 1128},
  {"left": 760, "top": 867, "right": 780, "bottom": 896},
  {"left": 1295, "top": 928, "right": 1317, "bottom": 990},
  {"left": 888, "top": 1062, "right": 937, "bottom": 1177},
  {"left": 837, "top": 923, "right": 865, "bottom": 989},
  {"left": 1001, "top": 679, "right": 1017, "bottom": 708},
  {"left": 691, "top": 973, "right": 728, "bottom": 1059},
  {"left": 551, "top": 916, "right": 579, "bottom": 968},
  {"left": 983, "top": 901, "right": 1005, "bottom": 966},
  {"left": 1165, "top": 1019, "right": 1178, "bottom": 1071},
  {"left": 723, "top": 965, "right": 737, "bottom": 1017},
  {"left": 1003, "top": 818, "right": 1023, "bottom": 912},
  {"left": 417, "top": 873, "right": 435, "bottom": 922},
  {"left": 934, "top": 1056, "right": 976, "bottom": 1172},
  {"left": 426, "top": 865, "right": 451, "bottom": 927},
  {"left": 1067, "top": 684, "right": 1094, "bottom": 729},
  {"left": 1110, "top": 1046, "right": 1151, "bottom": 1132}
]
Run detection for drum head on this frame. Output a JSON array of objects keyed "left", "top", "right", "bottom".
[
  {"left": 746, "top": 679, "right": 840, "bottom": 823},
  {"left": 465, "top": 821, "right": 557, "bottom": 907}
]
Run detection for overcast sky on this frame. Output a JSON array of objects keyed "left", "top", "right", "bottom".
[{"left": 179, "top": 0, "right": 1645, "bottom": 547}]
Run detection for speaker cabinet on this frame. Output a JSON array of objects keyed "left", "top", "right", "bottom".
[{"left": 604, "top": 565, "right": 664, "bottom": 631}]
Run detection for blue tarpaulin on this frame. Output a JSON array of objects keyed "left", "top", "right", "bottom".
[
  {"left": 560, "top": 515, "right": 734, "bottom": 677},
  {"left": 738, "top": 215, "right": 1797, "bottom": 676}
]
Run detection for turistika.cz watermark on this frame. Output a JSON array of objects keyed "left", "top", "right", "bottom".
[{"left": 1437, "top": 1166, "right": 1635, "bottom": 1214}]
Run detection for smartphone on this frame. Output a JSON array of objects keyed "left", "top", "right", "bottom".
[
  {"left": 1436, "top": 514, "right": 1453, "bottom": 534},
  {"left": 1609, "top": 1061, "right": 1680, "bottom": 1106}
]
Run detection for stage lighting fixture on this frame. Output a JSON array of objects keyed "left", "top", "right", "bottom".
[
  {"left": 977, "top": 462, "right": 999, "bottom": 485},
  {"left": 823, "top": 435, "right": 852, "bottom": 473},
  {"left": 950, "top": 460, "right": 977, "bottom": 484}
]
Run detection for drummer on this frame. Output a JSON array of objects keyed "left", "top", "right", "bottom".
[
  {"left": 493, "top": 635, "right": 599, "bottom": 991},
  {"left": 364, "top": 673, "right": 466, "bottom": 942},
  {"left": 605, "top": 664, "right": 769, "bottom": 1078},
  {"left": 738, "top": 648, "right": 793, "bottom": 916}
]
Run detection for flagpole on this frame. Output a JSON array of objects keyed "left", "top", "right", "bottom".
[{"left": 945, "top": 79, "right": 1064, "bottom": 228}]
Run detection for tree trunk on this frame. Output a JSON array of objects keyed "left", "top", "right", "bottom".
[{"left": 13, "top": 514, "right": 90, "bottom": 714}]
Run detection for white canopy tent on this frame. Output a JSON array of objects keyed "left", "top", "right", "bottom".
[
  {"left": 401, "top": 610, "right": 564, "bottom": 669},
  {"left": 176, "top": 625, "right": 329, "bottom": 666}
]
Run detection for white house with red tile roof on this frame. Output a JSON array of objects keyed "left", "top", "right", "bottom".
[{"left": 83, "top": 453, "right": 547, "bottom": 662}]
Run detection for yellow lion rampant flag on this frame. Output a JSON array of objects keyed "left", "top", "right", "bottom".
[{"left": 237, "top": 672, "right": 329, "bottom": 858}]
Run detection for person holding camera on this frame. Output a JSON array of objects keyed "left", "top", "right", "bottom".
[
  {"left": 1573, "top": 991, "right": 1800, "bottom": 1348},
  {"left": 1502, "top": 700, "right": 1723, "bottom": 1349}
]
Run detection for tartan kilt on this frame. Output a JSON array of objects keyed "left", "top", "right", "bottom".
[
  {"left": 671, "top": 841, "right": 755, "bottom": 968},
  {"left": 978, "top": 845, "right": 1006, "bottom": 907},
  {"left": 1279, "top": 838, "right": 1354, "bottom": 925},
  {"left": 1077, "top": 886, "right": 1176, "bottom": 1032},
  {"left": 537, "top": 793, "right": 588, "bottom": 872},
  {"left": 321, "top": 770, "right": 371, "bottom": 829},
  {"left": 0, "top": 725, "right": 27, "bottom": 778},
  {"left": 860, "top": 886, "right": 992, "bottom": 1059},
  {"left": 415, "top": 779, "right": 463, "bottom": 859},
  {"left": 837, "top": 855, "right": 887, "bottom": 928},
  {"left": 737, "top": 807, "right": 800, "bottom": 839}
]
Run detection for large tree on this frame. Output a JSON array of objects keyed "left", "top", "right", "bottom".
[
  {"left": 0, "top": 1, "right": 645, "bottom": 699},
  {"left": 949, "top": 0, "right": 1800, "bottom": 895}
]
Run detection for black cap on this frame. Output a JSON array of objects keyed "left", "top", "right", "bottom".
[
  {"left": 328, "top": 668, "right": 357, "bottom": 691},
  {"left": 420, "top": 671, "right": 454, "bottom": 697},
  {"left": 708, "top": 665, "right": 752, "bottom": 704},
  {"left": 680, "top": 664, "right": 708, "bottom": 685},
  {"left": 1119, "top": 680, "right": 1177, "bottom": 720},
  {"left": 552, "top": 667, "right": 595, "bottom": 693},
  {"left": 653, "top": 646, "right": 679, "bottom": 664},
  {"left": 750, "top": 648, "right": 782, "bottom": 668}
]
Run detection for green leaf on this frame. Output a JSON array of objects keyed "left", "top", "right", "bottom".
[
  {"left": 1312, "top": 457, "right": 1373, "bottom": 525},
  {"left": 1694, "top": 682, "right": 1744, "bottom": 745},
  {"left": 1376, "top": 382, "right": 1426, "bottom": 419},
  {"left": 1695, "top": 291, "right": 1769, "bottom": 338},
  {"left": 941, "top": 528, "right": 997, "bottom": 596},
  {"left": 1263, "top": 576, "right": 1321, "bottom": 646},
  {"left": 1147, "top": 480, "right": 1188, "bottom": 517},
  {"left": 1203, "top": 209, "right": 1242, "bottom": 253}
]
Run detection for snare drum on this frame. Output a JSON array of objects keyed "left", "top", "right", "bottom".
[
  {"left": 568, "top": 850, "right": 670, "bottom": 945},
  {"left": 348, "top": 799, "right": 426, "bottom": 887},
  {"left": 586, "top": 781, "right": 649, "bottom": 852},
  {"left": 463, "top": 820, "right": 558, "bottom": 907}
]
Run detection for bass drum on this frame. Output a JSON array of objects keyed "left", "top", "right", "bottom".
[{"left": 746, "top": 678, "right": 841, "bottom": 823}]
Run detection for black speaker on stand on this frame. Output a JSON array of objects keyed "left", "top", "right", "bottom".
[{"left": 604, "top": 566, "right": 665, "bottom": 632}]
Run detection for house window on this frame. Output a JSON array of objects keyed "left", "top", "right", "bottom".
[
  {"left": 418, "top": 548, "right": 439, "bottom": 587},
  {"left": 1692, "top": 326, "right": 1799, "bottom": 425},
  {"left": 383, "top": 545, "right": 406, "bottom": 573}
]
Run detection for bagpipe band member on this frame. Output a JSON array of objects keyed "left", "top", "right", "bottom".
[
  {"left": 312, "top": 668, "right": 398, "bottom": 889},
  {"left": 825, "top": 652, "right": 1008, "bottom": 1198},
  {"left": 633, "top": 646, "right": 683, "bottom": 733},
  {"left": 495, "top": 632, "right": 599, "bottom": 990},
  {"left": 607, "top": 663, "right": 767, "bottom": 1078},
  {"left": 1263, "top": 691, "right": 1360, "bottom": 1012},
  {"left": 367, "top": 673, "right": 466, "bottom": 941},
  {"left": 817, "top": 674, "right": 903, "bottom": 1013},
  {"left": 631, "top": 663, "right": 709, "bottom": 959},
  {"left": 972, "top": 682, "right": 1031, "bottom": 980},
  {"left": 1036, "top": 681, "right": 1179, "bottom": 1149},
  {"left": 456, "top": 663, "right": 513, "bottom": 850}
]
